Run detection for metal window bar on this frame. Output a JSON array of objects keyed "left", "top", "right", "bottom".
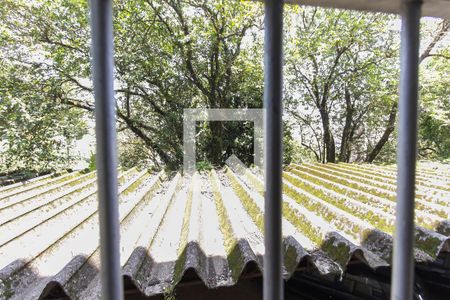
[
  {"left": 391, "top": 1, "right": 422, "bottom": 299},
  {"left": 87, "top": 0, "right": 427, "bottom": 298},
  {"left": 90, "top": 0, "right": 124, "bottom": 299},
  {"left": 263, "top": 1, "right": 284, "bottom": 300}
]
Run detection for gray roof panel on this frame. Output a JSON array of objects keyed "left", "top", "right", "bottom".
[{"left": 0, "top": 162, "right": 449, "bottom": 299}]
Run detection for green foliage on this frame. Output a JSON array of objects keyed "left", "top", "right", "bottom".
[
  {"left": 0, "top": 66, "right": 88, "bottom": 172},
  {"left": 118, "top": 135, "right": 155, "bottom": 170},
  {"left": 419, "top": 49, "right": 450, "bottom": 160},
  {"left": 196, "top": 121, "right": 259, "bottom": 167},
  {"left": 196, "top": 160, "right": 213, "bottom": 171},
  {"left": 87, "top": 152, "right": 96, "bottom": 172},
  {"left": 0, "top": 0, "right": 267, "bottom": 170},
  {"left": 0, "top": 1, "right": 448, "bottom": 171},
  {"left": 282, "top": 124, "right": 297, "bottom": 165},
  {"left": 0, "top": 1, "right": 89, "bottom": 173},
  {"left": 285, "top": 7, "right": 400, "bottom": 163}
]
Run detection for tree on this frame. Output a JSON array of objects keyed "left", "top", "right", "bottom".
[
  {"left": 2, "top": 1, "right": 448, "bottom": 170},
  {"left": 0, "top": 62, "right": 88, "bottom": 171},
  {"left": 365, "top": 19, "right": 450, "bottom": 163},
  {"left": 0, "top": 0, "right": 264, "bottom": 170},
  {"left": 417, "top": 20, "right": 450, "bottom": 160},
  {"left": 285, "top": 7, "right": 398, "bottom": 163},
  {"left": 285, "top": 8, "right": 449, "bottom": 164}
]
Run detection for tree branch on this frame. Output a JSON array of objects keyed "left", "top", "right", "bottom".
[{"left": 419, "top": 20, "right": 449, "bottom": 63}]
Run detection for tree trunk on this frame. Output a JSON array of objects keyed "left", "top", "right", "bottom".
[
  {"left": 339, "top": 88, "right": 354, "bottom": 162},
  {"left": 209, "top": 121, "right": 224, "bottom": 165},
  {"left": 365, "top": 102, "right": 397, "bottom": 162},
  {"left": 364, "top": 22, "right": 447, "bottom": 163},
  {"left": 320, "top": 108, "right": 336, "bottom": 163}
]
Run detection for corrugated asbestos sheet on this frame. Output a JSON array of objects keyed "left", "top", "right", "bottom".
[{"left": 0, "top": 163, "right": 449, "bottom": 299}]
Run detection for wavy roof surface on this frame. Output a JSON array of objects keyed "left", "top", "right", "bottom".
[{"left": 0, "top": 163, "right": 449, "bottom": 299}]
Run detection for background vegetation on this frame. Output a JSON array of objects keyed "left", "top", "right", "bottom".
[{"left": 0, "top": 0, "right": 448, "bottom": 174}]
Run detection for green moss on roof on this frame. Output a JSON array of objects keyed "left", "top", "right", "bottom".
[
  {"left": 226, "top": 168, "right": 264, "bottom": 231},
  {"left": 282, "top": 202, "right": 322, "bottom": 246},
  {"left": 209, "top": 170, "right": 245, "bottom": 281},
  {"left": 283, "top": 243, "right": 299, "bottom": 275},
  {"left": 1, "top": 162, "right": 449, "bottom": 299},
  {"left": 283, "top": 182, "right": 363, "bottom": 241},
  {"left": 286, "top": 167, "right": 447, "bottom": 222},
  {"left": 283, "top": 172, "right": 394, "bottom": 234},
  {"left": 320, "top": 235, "right": 352, "bottom": 268},
  {"left": 172, "top": 176, "right": 196, "bottom": 285}
]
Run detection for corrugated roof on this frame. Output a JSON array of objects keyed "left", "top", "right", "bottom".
[{"left": 0, "top": 163, "right": 449, "bottom": 299}]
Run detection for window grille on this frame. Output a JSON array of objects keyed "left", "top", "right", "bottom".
[{"left": 89, "top": 0, "right": 431, "bottom": 299}]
